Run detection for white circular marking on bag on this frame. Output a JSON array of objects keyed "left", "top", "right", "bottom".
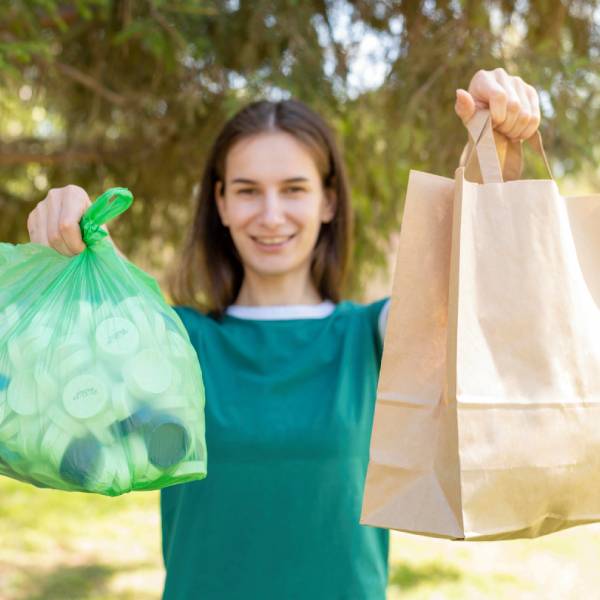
[
  {"left": 7, "top": 374, "right": 38, "bottom": 416},
  {"left": 124, "top": 349, "right": 172, "bottom": 397},
  {"left": 95, "top": 317, "right": 140, "bottom": 359},
  {"left": 62, "top": 374, "right": 108, "bottom": 419}
]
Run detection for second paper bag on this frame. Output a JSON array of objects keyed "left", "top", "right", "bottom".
[{"left": 360, "top": 111, "right": 600, "bottom": 540}]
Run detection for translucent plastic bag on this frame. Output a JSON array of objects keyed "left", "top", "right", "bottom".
[{"left": 0, "top": 188, "right": 207, "bottom": 496}]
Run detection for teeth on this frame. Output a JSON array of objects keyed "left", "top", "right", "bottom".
[{"left": 255, "top": 236, "right": 291, "bottom": 245}]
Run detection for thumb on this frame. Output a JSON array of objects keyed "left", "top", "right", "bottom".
[{"left": 455, "top": 89, "right": 476, "bottom": 124}]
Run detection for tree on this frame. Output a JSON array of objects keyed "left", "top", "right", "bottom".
[{"left": 1, "top": 0, "right": 598, "bottom": 295}]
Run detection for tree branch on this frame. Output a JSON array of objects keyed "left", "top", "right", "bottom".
[
  {"left": 0, "top": 148, "right": 118, "bottom": 166},
  {"left": 54, "top": 61, "right": 129, "bottom": 106}
]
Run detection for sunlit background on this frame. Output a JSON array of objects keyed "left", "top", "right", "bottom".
[{"left": 1, "top": 2, "right": 600, "bottom": 598}]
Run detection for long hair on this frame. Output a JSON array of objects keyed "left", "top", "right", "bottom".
[{"left": 168, "top": 99, "right": 353, "bottom": 318}]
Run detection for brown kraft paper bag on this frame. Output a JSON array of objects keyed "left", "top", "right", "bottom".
[{"left": 360, "top": 110, "right": 600, "bottom": 540}]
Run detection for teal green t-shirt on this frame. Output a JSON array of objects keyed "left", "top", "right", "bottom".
[{"left": 160, "top": 299, "right": 390, "bottom": 600}]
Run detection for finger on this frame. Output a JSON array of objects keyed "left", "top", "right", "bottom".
[
  {"left": 519, "top": 84, "right": 541, "bottom": 140},
  {"left": 27, "top": 209, "right": 37, "bottom": 243},
  {"left": 469, "top": 69, "right": 509, "bottom": 129},
  {"left": 492, "top": 69, "right": 522, "bottom": 136},
  {"left": 31, "top": 202, "right": 49, "bottom": 246},
  {"left": 487, "top": 87, "right": 508, "bottom": 127},
  {"left": 468, "top": 69, "right": 508, "bottom": 125},
  {"left": 46, "top": 194, "right": 75, "bottom": 256},
  {"left": 58, "top": 193, "right": 90, "bottom": 255},
  {"left": 455, "top": 89, "right": 477, "bottom": 124},
  {"left": 504, "top": 77, "right": 534, "bottom": 139}
]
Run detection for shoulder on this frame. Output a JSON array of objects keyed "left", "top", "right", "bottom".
[
  {"left": 170, "top": 304, "right": 222, "bottom": 333},
  {"left": 337, "top": 297, "right": 389, "bottom": 320},
  {"left": 171, "top": 304, "right": 200, "bottom": 322},
  {"left": 335, "top": 297, "right": 390, "bottom": 339},
  {"left": 335, "top": 297, "right": 388, "bottom": 316},
  {"left": 331, "top": 298, "right": 389, "bottom": 366}
]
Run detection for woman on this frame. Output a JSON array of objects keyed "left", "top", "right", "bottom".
[{"left": 27, "top": 68, "right": 540, "bottom": 599}]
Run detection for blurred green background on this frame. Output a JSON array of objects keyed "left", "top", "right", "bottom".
[
  {"left": 2, "top": 1, "right": 600, "bottom": 599},
  {"left": 2, "top": 0, "right": 600, "bottom": 293}
]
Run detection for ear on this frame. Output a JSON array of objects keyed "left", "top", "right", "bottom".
[
  {"left": 214, "top": 180, "right": 229, "bottom": 227},
  {"left": 321, "top": 188, "right": 337, "bottom": 223}
]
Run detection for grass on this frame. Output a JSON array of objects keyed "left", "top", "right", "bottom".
[
  {"left": 2, "top": 476, "right": 600, "bottom": 599},
  {"left": 0, "top": 477, "right": 163, "bottom": 600}
]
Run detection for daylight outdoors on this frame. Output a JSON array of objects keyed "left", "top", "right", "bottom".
[{"left": 1, "top": 1, "right": 600, "bottom": 599}]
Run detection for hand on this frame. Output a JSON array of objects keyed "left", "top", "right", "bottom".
[
  {"left": 27, "top": 185, "right": 93, "bottom": 256},
  {"left": 455, "top": 68, "right": 540, "bottom": 140}
]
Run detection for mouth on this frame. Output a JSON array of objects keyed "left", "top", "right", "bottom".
[{"left": 250, "top": 234, "right": 296, "bottom": 250}]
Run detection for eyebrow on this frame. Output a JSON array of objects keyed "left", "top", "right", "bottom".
[{"left": 230, "top": 177, "right": 310, "bottom": 184}]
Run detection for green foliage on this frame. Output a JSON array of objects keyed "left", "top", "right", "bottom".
[
  {"left": 0, "top": 476, "right": 162, "bottom": 599},
  {"left": 0, "top": 1, "right": 598, "bottom": 297},
  {"left": 389, "top": 561, "right": 463, "bottom": 589}
]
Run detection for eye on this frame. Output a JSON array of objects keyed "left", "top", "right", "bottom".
[
  {"left": 237, "top": 188, "right": 256, "bottom": 195},
  {"left": 285, "top": 186, "right": 305, "bottom": 193}
]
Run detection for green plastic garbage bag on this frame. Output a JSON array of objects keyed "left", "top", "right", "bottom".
[{"left": 0, "top": 188, "right": 207, "bottom": 496}]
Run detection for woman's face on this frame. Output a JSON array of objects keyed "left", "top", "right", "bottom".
[{"left": 215, "top": 131, "right": 336, "bottom": 280}]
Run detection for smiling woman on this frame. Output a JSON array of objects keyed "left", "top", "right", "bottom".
[
  {"left": 25, "top": 68, "right": 541, "bottom": 600},
  {"left": 169, "top": 100, "right": 353, "bottom": 317},
  {"left": 159, "top": 99, "right": 394, "bottom": 600},
  {"left": 214, "top": 131, "right": 337, "bottom": 305}
]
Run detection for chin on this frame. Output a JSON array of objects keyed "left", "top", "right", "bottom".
[
  {"left": 244, "top": 255, "right": 310, "bottom": 278},
  {"left": 251, "top": 264, "right": 299, "bottom": 277}
]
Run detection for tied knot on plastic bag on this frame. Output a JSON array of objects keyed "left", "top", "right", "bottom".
[
  {"left": 80, "top": 221, "right": 108, "bottom": 246},
  {"left": 80, "top": 187, "right": 133, "bottom": 247}
]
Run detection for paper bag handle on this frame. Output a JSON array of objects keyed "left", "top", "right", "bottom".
[
  {"left": 507, "top": 130, "right": 553, "bottom": 180},
  {"left": 460, "top": 134, "right": 520, "bottom": 181},
  {"left": 464, "top": 110, "right": 503, "bottom": 183},
  {"left": 462, "top": 110, "right": 553, "bottom": 183}
]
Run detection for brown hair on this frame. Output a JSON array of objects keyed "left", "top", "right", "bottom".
[{"left": 168, "top": 99, "right": 353, "bottom": 318}]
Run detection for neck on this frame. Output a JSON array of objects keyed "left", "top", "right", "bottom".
[{"left": 234, "top": 267, "right": 323, "bottom": 307}]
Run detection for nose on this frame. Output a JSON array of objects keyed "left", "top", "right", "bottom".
[{"left": 259, "top": 190, "right": 285, "bottom": 228}]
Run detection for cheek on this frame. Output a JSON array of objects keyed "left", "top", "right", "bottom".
[
  {"left": 225, "top": 198, "right": 325, "bottom": 237},
  {"left": 295, "top": 207, "right": 324, "bottom": 240},
  {"left": 288, "top": 199, "right": 323, "bottom": 225},
  {"left": 225, "top": 202, "right": 258, "bottom": 229}
]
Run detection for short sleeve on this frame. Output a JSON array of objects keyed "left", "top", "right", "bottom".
[
  {"left": 362, "top": 297, "right": 390, "bottom": 364},
  {"left": 377, "top": 298, "right": 391, "bottom": 343},
  {"left": 170, "top": 305, "right": 196, "bottom": 339},
  {"left": 171, "top": 305, "right": 209, "bottom": 335},
  {"left": 169, "top": 305, "right": 210, "bottom": 365}
]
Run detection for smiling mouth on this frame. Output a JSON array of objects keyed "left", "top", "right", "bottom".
[{"left": 251, "top": 234, "right": 296, "bottom": 247}]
